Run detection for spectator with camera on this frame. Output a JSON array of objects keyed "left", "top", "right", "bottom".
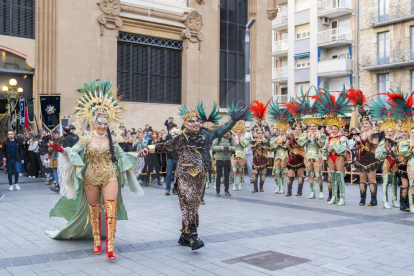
[
  {"left": 164, "top": 117, "right": 174, "bottom": 132},
  {"left": 212, "top": 131, "right": 236, "bottom": 196}
]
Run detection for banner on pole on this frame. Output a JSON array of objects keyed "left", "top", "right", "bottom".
[
  {"left": 40, "top": 95, "right": 61, "bottom": 131},
  {"left": 26, "top": 98, "right": 35, "bottom": 122},
  {"left": 19, "top": 99, "right": 25, "bottom": 126}
]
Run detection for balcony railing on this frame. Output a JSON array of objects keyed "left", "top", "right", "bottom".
[
  {"left": 273, "top": 11, "right": 288, "bottom": 26},
  {"left": 317, "top": 27, "right": 352, "bottom": 44},
  {"left": 272, "top": 67, "right": 288, "bottom": 80},
  {"left": 272, "top": 40, "right": 289, "bottom": 53},
  {"left": 273, "top": 94, "right": 289, "bottom": 104},
  {"left": 143, "top": 0, "right": 188, "bottom": 7},
  {"left": 318, "top": 0, "right": 351, "bottom": 13},
  {"left": 318, "top": 58, "right": 352, "bottom": 75}
]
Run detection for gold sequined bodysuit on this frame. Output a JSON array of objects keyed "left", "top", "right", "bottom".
[{"left": 84, "top": 142, "right": 117, "bottom": 190}]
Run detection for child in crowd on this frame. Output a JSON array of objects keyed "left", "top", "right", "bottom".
[{"left": 42, "top": 153, "right": 53, "bottom": 185}]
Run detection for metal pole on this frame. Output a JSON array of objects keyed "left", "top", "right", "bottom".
[{"left": 245, "top": 28, "right": 250, "bottom": 103}]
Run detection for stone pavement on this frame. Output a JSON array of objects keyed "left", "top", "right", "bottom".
[{"left": 0, "top": 172, "right": 414, "bottom": 276}]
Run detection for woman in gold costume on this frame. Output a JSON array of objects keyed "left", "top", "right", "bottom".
[{"left": 47, "top": 80, "right": 144, "bottom": 259}]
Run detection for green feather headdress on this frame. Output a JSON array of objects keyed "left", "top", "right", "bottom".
[
  {"left": 178, "top": 104, "right": 199, "bottom": 122},
  {"left": 197, "top": 101, "right": 222, "bottom": 125},
  {"left": 74, "top": 79, "right": 124, "bottom": 122},
  {"left": 267, "top": 97, "right": 293, "bottom": 131}
]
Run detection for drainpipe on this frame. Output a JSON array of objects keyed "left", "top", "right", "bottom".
[{"left": 355, "top": 0, "right": 359, "bottom": 88}]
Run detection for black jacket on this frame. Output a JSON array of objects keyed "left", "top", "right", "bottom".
[
  {"left": 2, "top": 139, "right": 24, "bottom": 161},
  {"left": 62, "top": 132, "right": 79, "bottom": 148},
  {"left": 166, "top": 134, "right": 178, "bottom": 160}
]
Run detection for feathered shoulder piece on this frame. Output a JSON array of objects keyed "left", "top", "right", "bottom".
[
  {"left": 197, "top": 101, "right": 222, "bottom": 125},
  {"left": 74, "top": 79, "right": 124, "bottom": 123},
  {"left": 244, "top": 99, "right": 271, "bottom": 126},
  {"left": 227, "top": 101, "right": 254, "bottom": 122},
  {"left": 267, "top": 97, "right": 293, "bottom": 131}
]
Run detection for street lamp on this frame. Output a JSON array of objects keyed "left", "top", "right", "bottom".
[
  {"left": 245, "top": 17, "right": 256, "bottom": 103},
  {"left": 2, "top": 78, "right": 24, "bottom": 131}
]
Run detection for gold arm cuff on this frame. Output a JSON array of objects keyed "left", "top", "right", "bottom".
[{"left": 147, "top": 145, "right": 155, "bottom": 153}]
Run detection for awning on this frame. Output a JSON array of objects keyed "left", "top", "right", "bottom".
[{"left": 294, "top": 52, "right": 310, "bottom": 58}]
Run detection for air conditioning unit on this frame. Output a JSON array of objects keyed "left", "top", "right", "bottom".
[{"left": 322, "top": 17, "right": 330, "bottom": 25}]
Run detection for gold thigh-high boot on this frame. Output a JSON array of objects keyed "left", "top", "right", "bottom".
[
  {"left": 359, "top": 183, "right": 367, "bottom": 206},
  {"left": 296, "top": 176, "right": 304, "bottom": 196},
  {"left": 89, "top": 204, "right": 102, "bottom": 255},
  {"left": 327, "top": 179, "right": 332, "bottom": 202},
  {"left": 391, "top": 174, "right": 399, "bottom": 208},
  {"left": 382, "top": 174, "right": 391, "bottom": 209},
  {"left": 286, "top": 176, "right": 294, "bottom": 197},
  {"left": 104, "top": 200, "right": 118, "bottom": 259}
]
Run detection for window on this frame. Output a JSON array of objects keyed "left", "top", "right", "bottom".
[
  {"left": 219, "top": 0, "right": 247, "bottom": 108},
  {"left": 378, "top": 0, "right": 389, "bottom": 22},
  {"left": 411, "top": 26, "right": 414, "bottom": 60},
  {"left": 296, "top": 31, "right": 310, "bottom": 40},
  {"left": 0, "top": 0, "right": 35, "bottom": 38},
  {"left": 377, "top": 31, "right": 390, "bottom": 65},
  {"left": 296, "top": 62, "right": 310, "bottom": 69},
  {"left": 117, "top": 33, "right": 182, "bottom": 104},
  {"left": 378, "top": 73, "right": 389, "bottom": 102}
]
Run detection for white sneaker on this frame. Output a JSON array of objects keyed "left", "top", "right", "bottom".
[
  {"left": 14, "top": 184, "right": 21, "bottom": 190},
  {"left": 8, "top": 185, "right": 13, "bottom": 191}
]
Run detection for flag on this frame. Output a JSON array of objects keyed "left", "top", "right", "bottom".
[
  {"left": 24, "top": 108, "right": 29, "bottom": 132},
  {"left": 40, "top": 95, "right": 61, "bottom": 131}
]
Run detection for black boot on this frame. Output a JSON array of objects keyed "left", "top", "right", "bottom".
[
  {"left": 359, "top": 183, "right": 367, "bottom": 206},
  {"left": 252, "top": 174, "right": 258, "bottom": 193},
  {"left": 296, "top": 176, "right": 303, "bottom": 196},
  {"left": 368, "top": 183, "right": 377, "bottom": 206},
  {"left": 327, "top": 181, "right": 332, "bottom": 202},
  {"left": 286, "top": 177, "right": 294, "bottom": 196},
  {"left": 49, "top": 183, "right": 60, "bottom": 193},
  {"left": 400, "top": 187, "right": 409, "bottom": 212},
  {"left": 189, "top": 227, "right": 204, "bottom": 251},
  {"left": 178, "top": 232, "right": 190, "bottom": 247}
]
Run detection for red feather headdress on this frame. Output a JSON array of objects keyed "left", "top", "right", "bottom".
[{"left": 244, "top": 99, "right": 271, "bottom": 122}]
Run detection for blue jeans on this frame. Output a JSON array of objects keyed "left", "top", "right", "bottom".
[
  {"left": 53, "top": 168, "right": 58, "bottom": 183},
  {"left": 166, "top": 159, "right": 177, "bottom": 191},
  {"left": 7, "top": 159, "right": 20, "bottom": 186}
]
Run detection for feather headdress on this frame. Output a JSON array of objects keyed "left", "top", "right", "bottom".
[
  {"left": 314, "top": 84, "right": 352, "bottom": 128},
  {"left": 178, "top": 104, "right": 199, "bottom": 122},
  {"left": 267, "top": 97, "right": 293, "bottom": 131},
  {"left": 382, "top": 89, "right": 414, "bottom": 132},
  {"left": 286, "top": 86, "right": 322, "bottom": 126},
  {"left": 74, "top": 79, "right": 124, "bottom": 123},
  {"left": 197, "top": 101, "right": 222, "bottom": 125},
  {"left": 244, "top": 99, "right": 271, "bottom": 127}
]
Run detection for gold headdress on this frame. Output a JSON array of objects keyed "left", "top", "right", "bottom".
[
  {"left": 267, "top": 97, "right": 293, "bottom": 131},
  {"left": 74, "top": 79, "right": 123, "bottom": 122},
  {"left": 232, "top": 121, "right": 246, "bottom": 134},
  {"left": 324, "top": 115, "right": 342, "bottom": 129},
  {"left": 400, "top": 118, "right": 414, "bottom": 132},
  {"left": 302, "top": 117, "right": 323, "bottom": 127},
  {"left": 179, "top": 104, "right": 199, "bottom": 122},
  {"left": 378, "top": 117, "right": 398, "bottom": 132}
]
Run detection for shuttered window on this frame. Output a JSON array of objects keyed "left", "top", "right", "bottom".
[
  {"left": 0, "top": 0, "right": 35, "bottom": 39},
  {"left": 219, "top": 0, "right": 247, "bottom": 108},
  {"left": 117, "top": 33, "right": 182, "bottom": 104}
]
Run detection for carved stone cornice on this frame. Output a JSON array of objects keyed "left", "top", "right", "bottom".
[
  {"left": 266, "top": 8, "right": 278, "bottom": 20},
  {"left": 97, "top": 0, "right": 123, "bottom": 36},
  {"left": 121, "top": 5, "right": 187, "bottom": 22},
  {"left": 182, "top": 11, "right": 203, "bottom": 43}
]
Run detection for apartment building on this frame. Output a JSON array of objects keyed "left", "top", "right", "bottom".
[
  {"left": 359, "top": 0, "right": 414, "bottom": 96},
  {"left": 272, "top": 0, "right": 356, "bottom": 102}
]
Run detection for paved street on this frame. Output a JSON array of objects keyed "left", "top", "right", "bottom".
[{"left": 0, "top": 173, "right": 414, "bottom": 276}]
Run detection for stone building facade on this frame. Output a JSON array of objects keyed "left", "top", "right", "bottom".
[
  {"left": 359, "top": 0, "right": 414, "bottom": 96},
  {"left": 0, "top": 0, "right": 273, "bottom": 131}
]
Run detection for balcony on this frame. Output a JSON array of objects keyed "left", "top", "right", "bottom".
[
  {"left": 317, "top": 0, "right": 353, "bottom": 18},
  {"left": 317, "top": 27, "right": 352, "bottom": 48},
  {"left": 272, "top": 67, "right": 288, "bottom": 83},
  {"left": 272, "top": 11, "right": 288, "bottom": 31},
  {"left": 318, "top": 58, "right": 352, "bottom": 77},
  {"left": 272, "top": 94, "right": 289, "bottom": 104},
  {"left": 360, "top": 53, "right": 414, "bottom": 71},
  {"left": 272, "top": 40, "right": 288, "bottom": 57}
]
